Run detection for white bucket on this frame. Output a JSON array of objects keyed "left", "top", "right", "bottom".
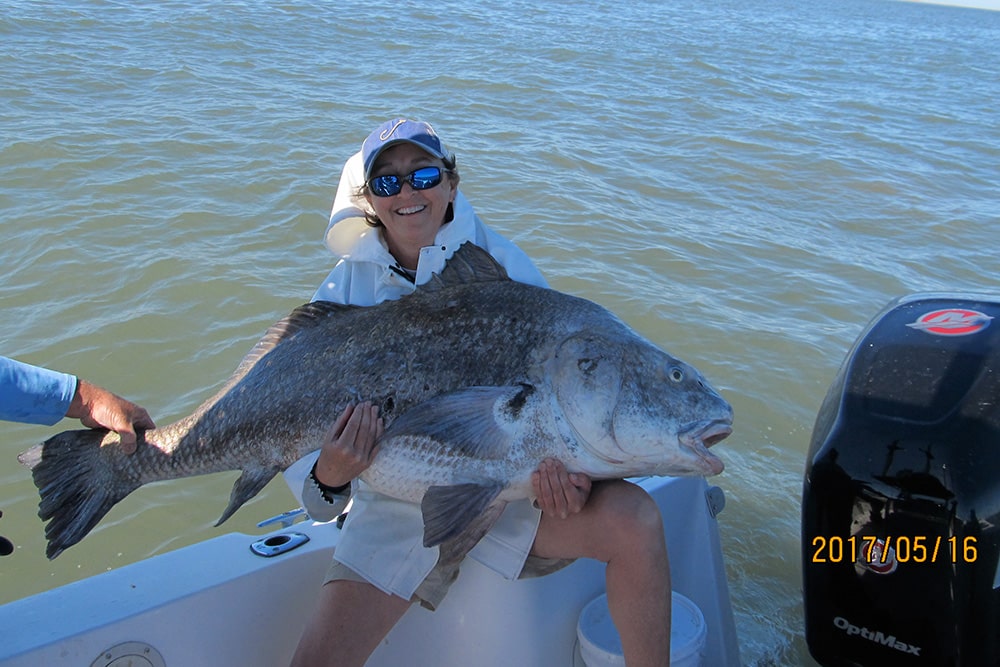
[{"left": 576, "top": 592, "right": 707, "bottom": 667}]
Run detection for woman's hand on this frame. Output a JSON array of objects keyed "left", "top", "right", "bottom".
[
  {"left": 313, "top": 402, "right": 383, "bottom": 489},
  {"left": 532, "top": 458, "right": 592, "bottom": 519}
]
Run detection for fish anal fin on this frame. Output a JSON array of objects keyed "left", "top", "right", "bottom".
[
  {"left": 421, "top": 482, "right": 504, "bottom": 548},
  {"left": 216, "top": 467, "right": 280, "bottom": 526},
  {"left": 436, "top": 500, "right": 509, "bottom": 570}
]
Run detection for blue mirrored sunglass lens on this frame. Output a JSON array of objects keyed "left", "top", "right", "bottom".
[
  {"left": 371, "top": 176, "right": 402, "bottom": 197},
  {"left": 369, "top": 167, "right": 444, "bottom": 197},
  {"left": 409, "top": 167, "right": 443, "bottom": 189}
]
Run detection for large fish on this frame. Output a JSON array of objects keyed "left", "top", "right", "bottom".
[{"left": 19, "top": 243, "right": 733, "bottom": 560}]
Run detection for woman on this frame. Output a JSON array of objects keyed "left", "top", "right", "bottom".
[{"left": 290, "top": 119, "right": 672, "bottom": 667}]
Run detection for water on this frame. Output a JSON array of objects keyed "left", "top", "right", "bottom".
[{"left": 1, "top": 0, "right": 997, "bottom": 663}]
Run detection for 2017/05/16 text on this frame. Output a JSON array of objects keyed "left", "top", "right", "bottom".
[{"left": 811, "top": 536, "right": 978, "bottom": 564}]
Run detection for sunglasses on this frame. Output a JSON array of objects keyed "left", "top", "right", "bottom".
[{"left": 368, "top": 166, "right": 451, "bottom": 198}]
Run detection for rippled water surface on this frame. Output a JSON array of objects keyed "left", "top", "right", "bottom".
[{"left": 1, "top": 0, "right": 998, "bottom": 663}]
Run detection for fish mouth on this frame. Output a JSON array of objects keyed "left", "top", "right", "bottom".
[{"left": 678, "top": 419, "right": 732, "bottom": 476}]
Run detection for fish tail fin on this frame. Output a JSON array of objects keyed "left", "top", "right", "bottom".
[
  {"left": 18, "top": 430, "right": 140, "bottom": 560},
  {"left": 215, "top": 467, "right": 280, "bottom": 526}
]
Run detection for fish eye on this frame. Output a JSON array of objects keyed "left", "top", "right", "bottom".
[{"left": 668, "top": 367, "right": 684, "bottom": 383}]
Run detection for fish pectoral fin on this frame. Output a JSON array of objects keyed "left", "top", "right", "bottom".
[
  {"left": 421, "top": 482, "right": 504, "bottom": 548},
  {"left": 216, "top": 467, "right": 280, "bottom": 526},
  {"left": 384, "top": 385, "right": 534, "bottom": 460}
]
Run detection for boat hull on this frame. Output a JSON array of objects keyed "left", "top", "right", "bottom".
[{"left": 0, "top": 475, "right": 739, "bottom": 666}]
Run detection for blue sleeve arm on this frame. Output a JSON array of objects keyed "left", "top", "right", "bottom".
[{"left": 0, "top": 356, "right": 78, "bottom": 426}]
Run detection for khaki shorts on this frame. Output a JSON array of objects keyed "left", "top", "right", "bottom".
[{"left": 324, "top": 552, "right": 574, "bottom": 611}]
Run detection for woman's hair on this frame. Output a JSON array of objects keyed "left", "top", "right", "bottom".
[{"left": 358, "top": 156, "right": 459, "bottom": 228}]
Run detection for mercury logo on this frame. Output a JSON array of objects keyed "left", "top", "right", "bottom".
[
  {"left": 833, "top": 616, "right": 921, "bottom": 656},
  {"left": 862, "top": 538, "right": 897, "bottom": 575},
  {"left": 907, "top": 308, "right": 992, "bottom": 336}
]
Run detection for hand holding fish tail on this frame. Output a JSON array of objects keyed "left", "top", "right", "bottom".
[
  {"left": 67, "top": 380, "right": 156, "bottom": 455},
  {"left": 532, "top": 458, "right": 592, "bottom": 520},
  {"left": 314, "top": 402, "right": 383, "bottom": 488}
]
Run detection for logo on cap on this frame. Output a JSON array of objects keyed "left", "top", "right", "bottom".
[
  {"left": 379, "top": 119, "right": 407, "bottom": 141},
  {"left": 907, "top": 308, "right": 992, "bottom": 336}
]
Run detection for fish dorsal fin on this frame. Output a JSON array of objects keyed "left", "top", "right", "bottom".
[
  {"left": 206, "top": 301, "right": 358, "bottom": 404},
  {"left": 422, "top": 242, "right": 510, "bottom": 292},
  {"left": 249, "top": 301, "right": 355, "bottom": 356}
]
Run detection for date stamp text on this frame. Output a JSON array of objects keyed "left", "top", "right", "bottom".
[{"left": 811, "top": 535, "right": 978, "bottom": 565}]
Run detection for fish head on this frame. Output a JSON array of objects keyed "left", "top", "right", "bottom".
[
  {"left": 613, "top": 342, "right": 733, "bottom": 476},
  {"left": 551, "top": 332, "right": 732, "bottom": 478}
]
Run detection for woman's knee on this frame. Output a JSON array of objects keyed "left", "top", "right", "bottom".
[{"left": 594, "top": 481, "right": 666, "bottom": 547}]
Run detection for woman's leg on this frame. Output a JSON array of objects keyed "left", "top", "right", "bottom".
[
  {"left": 531, "top": 480, "right": 672, "bottom": 667},
  {"left": 290, "top": 579, "right": 411, "bottom": 667}
]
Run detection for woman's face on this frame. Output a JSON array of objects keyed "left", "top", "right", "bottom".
[{"left": 365, "top": 142, "right": 457, "bottom": 254}]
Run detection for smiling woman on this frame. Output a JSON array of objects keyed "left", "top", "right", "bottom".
[{"left": 290, "top": 119, "right": 693, "bottom": 667}]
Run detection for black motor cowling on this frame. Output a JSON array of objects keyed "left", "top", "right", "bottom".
[{"left": 803, "top": 293, "right": 1000, "bottom": 666}]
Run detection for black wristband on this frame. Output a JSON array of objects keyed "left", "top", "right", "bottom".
[{"left": 309, "top": 464, "right": 351, "bottom": 497}]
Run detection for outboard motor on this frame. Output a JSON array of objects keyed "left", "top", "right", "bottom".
[{"left": 803, "top": 293, "right": 1000, "bottom": 666}]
